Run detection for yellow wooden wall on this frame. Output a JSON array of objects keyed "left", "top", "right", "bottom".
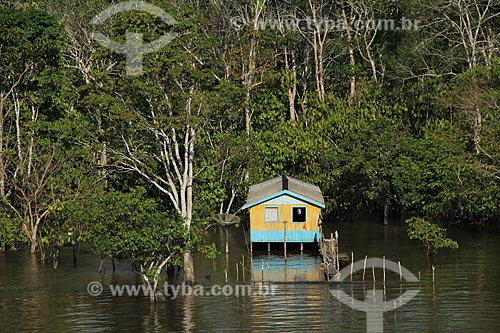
[{"left": 249, "top": 203, "right": 320, "bottom": 232}]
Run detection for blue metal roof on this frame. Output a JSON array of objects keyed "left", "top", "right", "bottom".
[{"left": 241, "top": 190, "right": 326, "bottom": 210}]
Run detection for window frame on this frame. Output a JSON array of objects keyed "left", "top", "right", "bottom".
[
  {"left": 292, "top": 206, "right": 307, "bottom": 223},
  {"left": 264, "top": 206, "right": 280, "bottom": 224}
]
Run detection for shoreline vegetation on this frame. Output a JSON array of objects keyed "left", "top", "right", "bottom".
[{"left": 1, "top": 1, "right": 500, "bottom": 293}]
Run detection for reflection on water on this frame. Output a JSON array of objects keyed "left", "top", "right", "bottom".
[
  {"left": 1, "top": 221, "right": 500, "bottom": 332},
  {"left": 251, "top": 254, "right": 323, "bottom": 282}
]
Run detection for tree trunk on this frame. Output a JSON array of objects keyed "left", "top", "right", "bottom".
[
  {"left": 0, "top": 94, "right": 4, "bottom": 197},
  {"left": 99, "top": 255, "right": 105, "bottom": 273},
  {"left": 284, "top": 48, "right": 297, "bottom": 121},
  {"left": 474, "top": 107, "right": 481, "bottom": 154},
  {"left": 30, "top": 231, "right": 37, "bottom": 254},
  {"left": 52, "top": 246, "right": 60, "bottom": 270},
  {"left": 143, "top": 274, "right": 159, "bottom": 302},
  {"left": 183, "top": 251, "right": 195, "bottom": 284},
  {"left": 383, "top": 197, "right": 390, "bottom": 226},
  {"left": 244, "top": 36, "right": 257, "bottom": 136},
  {"left": 341, "top": 8, "right": 356, "bottom": 99},
  {"left": 72, "top": 243, "right": 78, "bottom": 264}
]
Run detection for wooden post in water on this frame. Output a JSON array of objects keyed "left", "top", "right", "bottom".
[
  {"left": 350, "top": 252, "right": 354, "bottom": 282},
  {"left": 383, "top": 256, "right": 387, "bottom": 301},
  {"left": 383, "top": 256, "right": 386, "bottom": 286},
  {"left": 432, "top": 265, "right": 436, "bottom": 295},
  {"left": 398, "top": 261, "right": 402, "bottom": 283},
  {"left": 372, "top": 266, "right": 376, "bottom": 284},
  {"left": 363, "top": 255, "right": 367, "bottom": 283},
  {"left": 268, "top": 242, "right": 270, "bottom": 255},
  {"left": 284, "top": 259, "right": 288, "bottom": 282},
  {"left": 267, "top": 262, "right": 271, "bottom": 284},
  {"left": 300, "top": 242, "right": 303, "bottom": 253},
  {"left": 236, "top": 262, "right": 239, "bottom": 282},
  {"left": 261, "top": 260, "right": 264, "bottom": 282}
]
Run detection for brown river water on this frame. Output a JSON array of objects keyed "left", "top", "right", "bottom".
[{"left": 1, "top": 219, "right": 499, "bottom": 332}]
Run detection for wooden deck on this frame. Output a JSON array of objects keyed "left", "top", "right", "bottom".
[{"left": 319, "top": 232, "right": 350, "bottom": 279}]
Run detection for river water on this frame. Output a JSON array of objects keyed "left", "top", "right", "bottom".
[{"left": 1, "top": 219, "right": 499, "bottom": 332}]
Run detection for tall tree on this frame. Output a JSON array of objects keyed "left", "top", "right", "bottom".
[{"left": 0, "top": 4, "right": 70, "bottom": 253}]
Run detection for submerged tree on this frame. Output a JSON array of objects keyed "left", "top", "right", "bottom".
[
  {"left": 85, "top": 188, "right": 190, "bottom": 302},
  {"left": 406, "top": 217, "right": 459, "bottom": 256}
]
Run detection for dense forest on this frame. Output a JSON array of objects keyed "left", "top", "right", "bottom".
[{"left": 1, "top": 0, "right": 500, "bottom": 287}]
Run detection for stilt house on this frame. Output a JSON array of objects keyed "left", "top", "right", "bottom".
[{"left": 242, "top": 176, "right": 325, "bottom": 245}]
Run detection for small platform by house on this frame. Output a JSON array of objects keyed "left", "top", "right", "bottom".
[{"left": 319, "top": 233, "right": 350, "bottom": 278}]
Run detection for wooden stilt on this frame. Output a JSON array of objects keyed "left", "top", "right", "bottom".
[
  {"left": 261, "top": 260, "right": 264, "bottom": 282},
  {"left": 300, "top": 242, "right": 303, "bottom": 253},
  {"left": 283, "top": 220, "right": 287, "bottom": 260},
  {"left": 268, "top": 242, "right": 270, "bottom": 255}
]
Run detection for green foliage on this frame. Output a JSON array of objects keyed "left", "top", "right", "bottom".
[
  {"left": 0, "top": 198, "right": 26, "bottom": 251},
  {"left": 2, "top": 0, "right": 500, "bottom": 269},
  {"left": 84, "top": 187, "right": 186, "bottom": 267},
  {"left": 406, "top": 217, "right": 459, "bottom": 255}
]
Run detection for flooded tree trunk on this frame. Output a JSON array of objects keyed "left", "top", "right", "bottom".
[
  {"left": 184, "top": 252, "right": 195, "bottom": 285},
  {"left": 383, "top": 198, "right": 390, "bottom": 226},
  {"left": 30, "top": 233, "right": 37, "bottom": 253},
  {"left": 52, "top": 246, "right": 60, "bottom": 270},
  {"left": 99, "top": 255, "right": 105, "bottom": 273},
  {"left": 141, "top": 273, "right": 159, "bottom": 302},
  {"left": 427, "top": 245, "right": 436, "bottom": 257},
  {"left": 72, "top": 243, "right": 77, "bottom": 264}
]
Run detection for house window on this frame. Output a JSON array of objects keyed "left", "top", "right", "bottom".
[
  {"left": 292, "top": 207, "right": 306, "bottom": 223},
  {"left": 264, "top": 207, "right": 279, "bottom": 223}
]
